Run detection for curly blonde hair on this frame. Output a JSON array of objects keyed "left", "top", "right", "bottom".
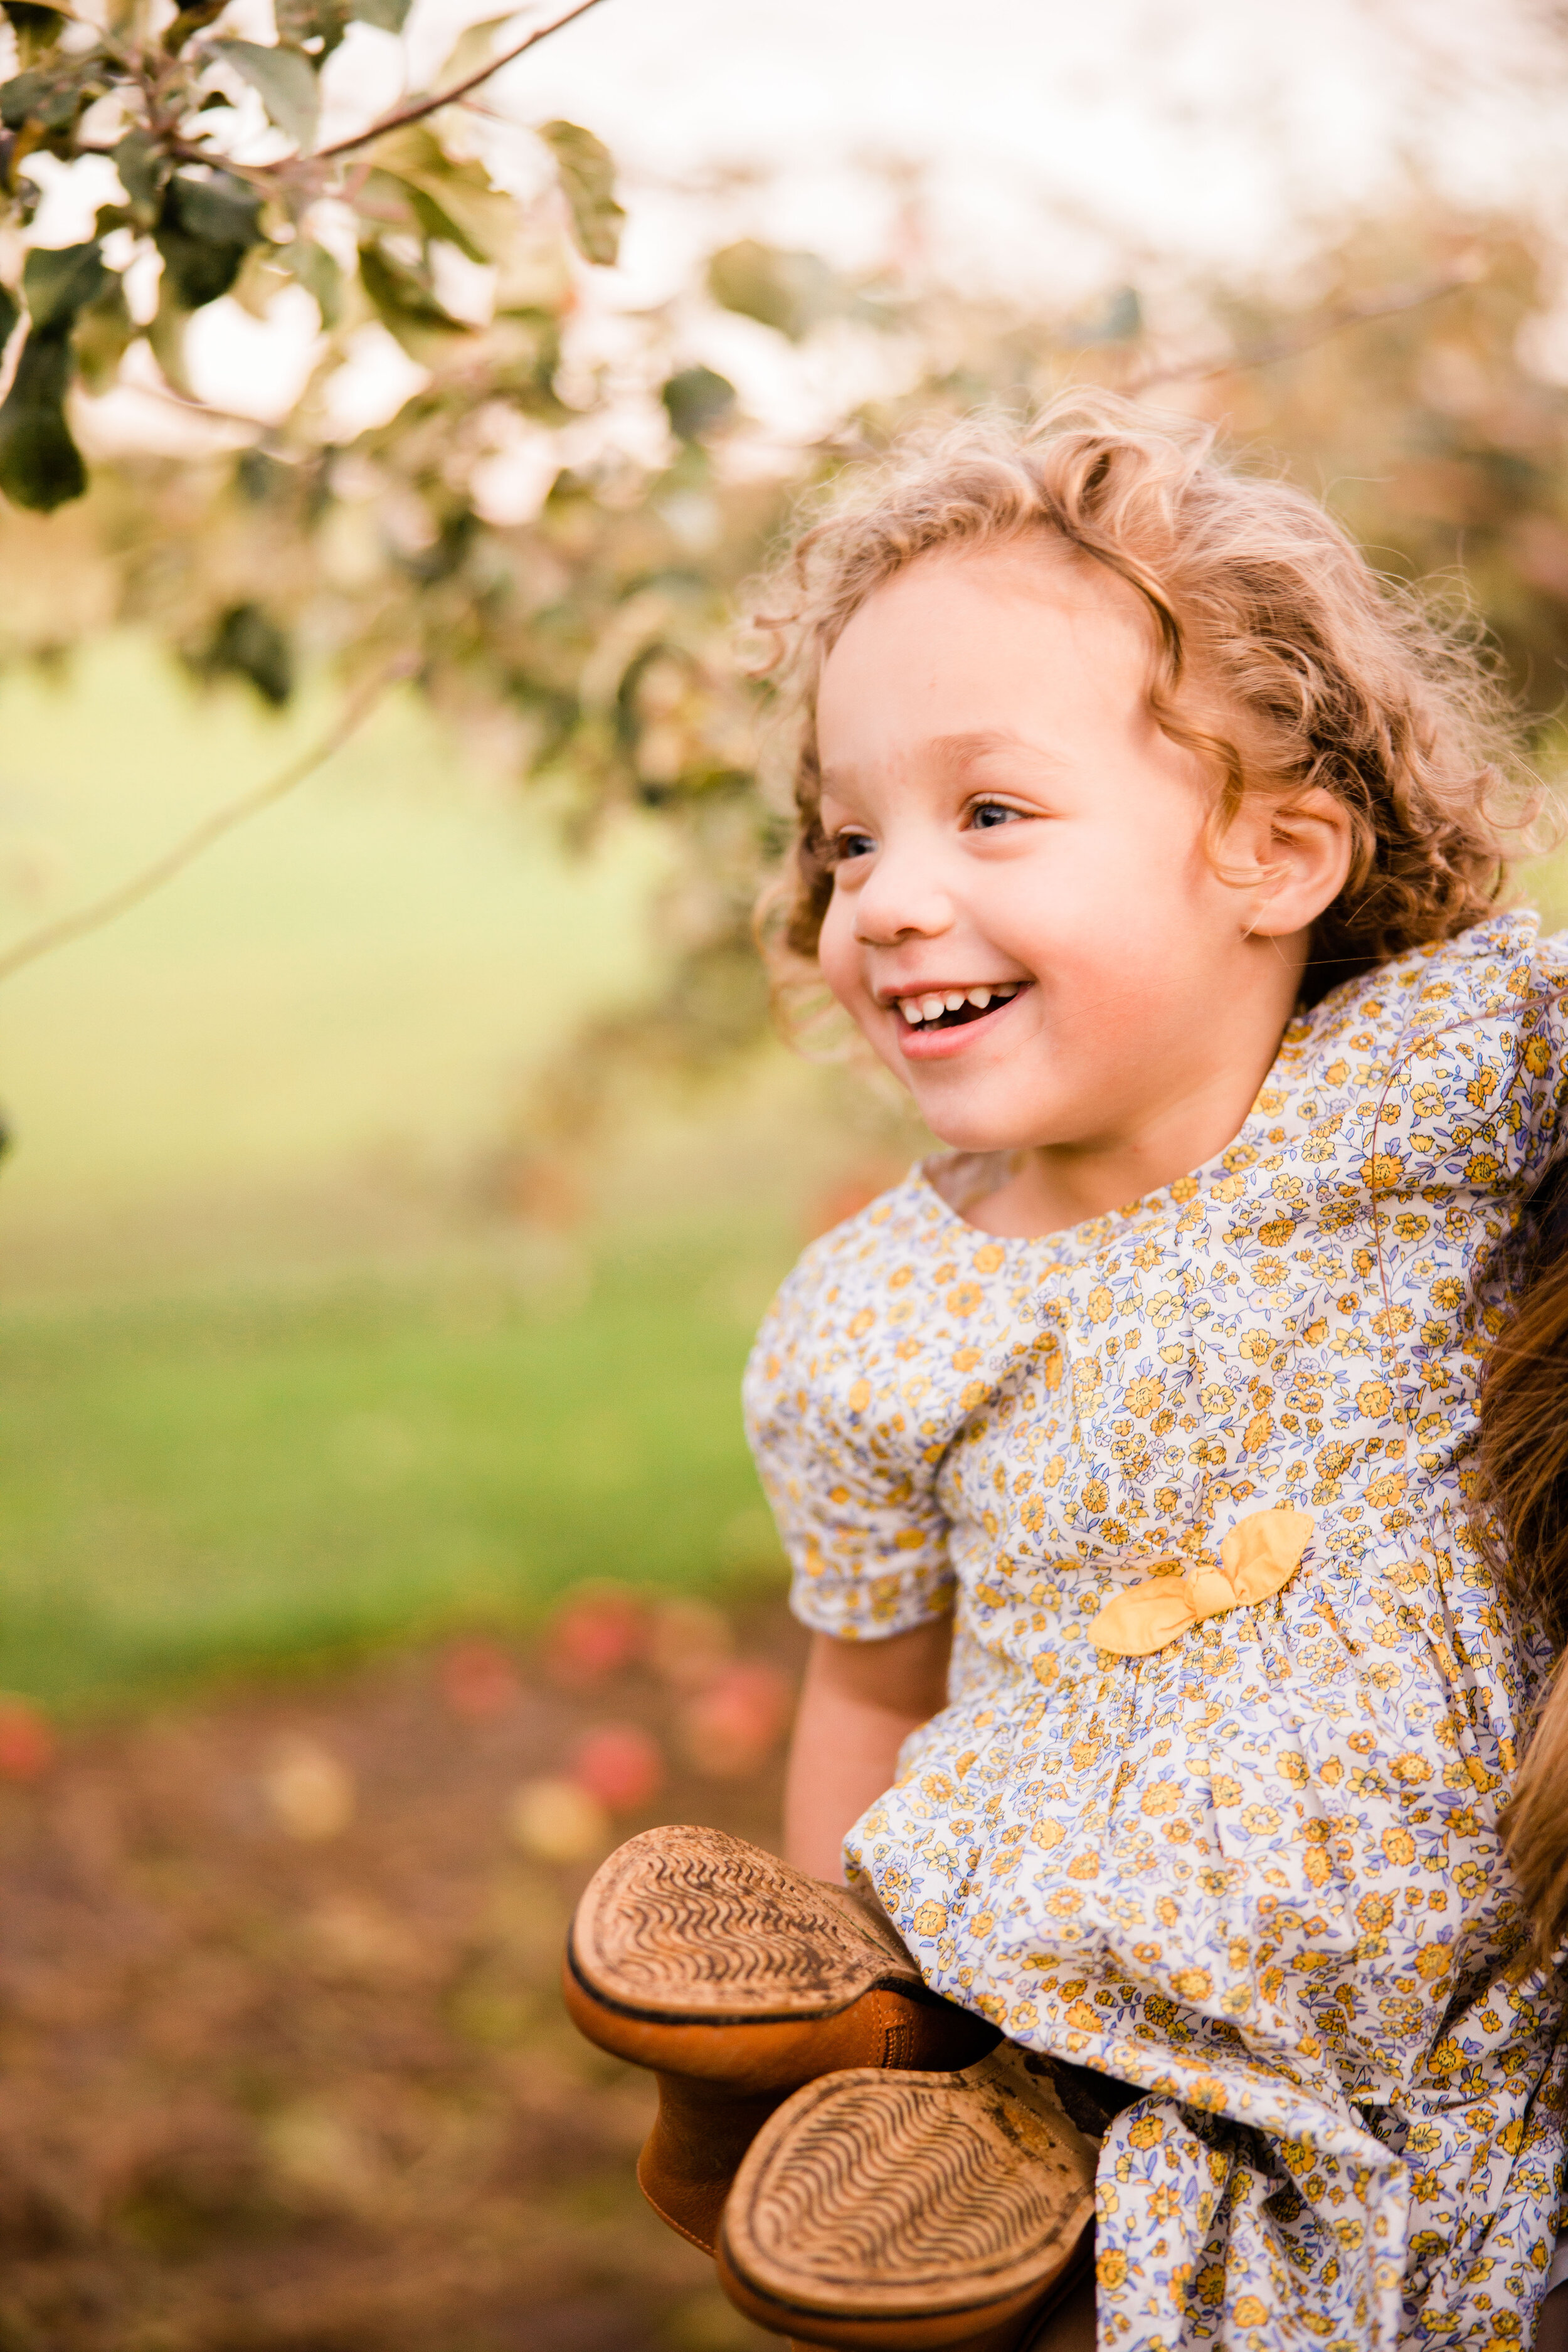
[{"left": 753, "top": 391, "right": 1525, "bottom": 994}]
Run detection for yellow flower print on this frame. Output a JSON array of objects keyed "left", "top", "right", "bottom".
[
  {"left": 1366, "top": 1471, "right": 1408, "bottom": 1508},
  {"left": 911, "top": 1902, "right": 948, "bottom": 1936},
  {"left": 946, "top": 1283, "right": 983, "bottom": 1316},
  {"left": 1173, "top": 1968, "right": 1213, "bottom": 2001}
]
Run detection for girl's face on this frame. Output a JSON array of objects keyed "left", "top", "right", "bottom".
[{"left": 815, "top": 539, "right": 1344, "bottom": 1168}]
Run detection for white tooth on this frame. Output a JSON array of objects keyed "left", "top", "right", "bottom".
[
  {"left": 993, "top": 983, "right": 1019, "bottom": 999},
  {"left": 900, "top": 1000, "right": 923, "bottom": 1025},
  {"left": 943, "top": 992, "right": 965, "bottom": 1012},
  {"left": 920, "top": 995, "right": 946, "bottom": 1020},
  {"left": 967, "top": 987, "right": 992, "bottom": 1009}
]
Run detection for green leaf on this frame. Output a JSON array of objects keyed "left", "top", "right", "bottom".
[
  {"left": 154, "top": 171, "right": 265, "bottom": 311},
  {"left": 281, "top": 237, "right": 342, "bottom": 329},
  {"left": 275, "top": 0, "right": 351, "bottom": 52},
  {"left": 72, "top": 271, "right": 135, "bottom": 394},
  {"left": 215, "top": 41, "right": 319, "bottom": 153},
  {"left": 707, "top": 240, "right": 839, "bottom": 341},
  {"left": 1, "top": 3, "right": 63, "bottom": 66},
  {"left": 0, "top": 279, "right": 18, "bottom": 357},
  {"left": 363, "top": 125, "right": 514, "bottom": 265},
  {"left": 23, "top": 240, "right": 106, "bottom": 334},
  {"left": 661, "top": 365, "right": 734, "bottom": 443},
  {"left": 190, "top": 602, "right": 295, "bottom": 706},
  {"left": 113, "top": 128, "right": 169, "bottom": 226},
  {"left": 357, "top": 240, "right": 469, "bottom": 364},
  {"left": 539, "top": 120, "right": 622, "bottom": 268},
  {"left": 430, "top": 12, "right": 515, "bottom": 86},
  {"left": 1, "top": 55, "right": 102, "bottom": 134},
  {"left": 351, "top": 0, "right": 413, "bottom": 29},
  {"left": 163, "top": 0, "right": 228, "bottom": 52},
  {"left": 0, "top": 327, "right": 85, "bottom": 511}
]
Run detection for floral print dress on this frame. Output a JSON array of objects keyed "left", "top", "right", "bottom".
[{"left": 743, "top": 914, "right": 1568, "bottom": 2349}]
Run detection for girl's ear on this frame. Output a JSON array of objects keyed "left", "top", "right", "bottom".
[{"left": 1236, "top": 787, "right": 1355, "bottom": 940}]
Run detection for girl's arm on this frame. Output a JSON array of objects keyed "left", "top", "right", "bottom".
[{"left": 783, "top": 1618, "right": 953, "bottom": 1880}]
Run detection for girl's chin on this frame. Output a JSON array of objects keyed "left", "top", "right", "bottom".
[{"left": 905, "top": 1088, "right": 1044, "bottom": 1158}]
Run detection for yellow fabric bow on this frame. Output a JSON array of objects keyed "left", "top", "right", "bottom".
[{"left": 1087, "top": 1508, "right": 1315, "bottom": 1658}]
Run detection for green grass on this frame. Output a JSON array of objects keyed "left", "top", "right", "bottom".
[{"left": 0, "top": 1221, "right": 793, "bottom": 1714}]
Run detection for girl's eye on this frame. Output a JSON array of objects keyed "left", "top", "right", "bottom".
[
  {"left": 830, "top": 829, "right": 876, "bottom": 863},
  {"left": 970, "top": 800, "right": 1023, "bottom": 832}
]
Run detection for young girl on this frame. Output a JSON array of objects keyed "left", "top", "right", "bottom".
[{"left": 566, "top": 395, "right": 1566, "bottom": 2349}]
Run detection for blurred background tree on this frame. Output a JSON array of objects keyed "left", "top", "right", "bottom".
[
  {"left": 3, "top": 0, "right": 1568, "bottom": 1676},
  {"left": 6, "top": 0, "right": 1568, "bottom": 1167}
]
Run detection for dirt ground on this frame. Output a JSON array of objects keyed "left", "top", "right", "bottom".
[{"left": 0, "top": 1595, "right": 803, "bottom": 2352}]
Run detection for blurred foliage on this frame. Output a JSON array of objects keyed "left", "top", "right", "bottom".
[
  {"left": 3, "top": 4, "right": 1568, "bottom": 1159},
  {"left": 0, "top": 0, "right": 617, "bottom": 509}
]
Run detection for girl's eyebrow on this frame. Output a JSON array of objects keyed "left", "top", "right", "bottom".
[
  {"left": 930, "top": 729, "right": 1067, "bottom": 774},
  {"left": 819, "top": 729, "right": 1067, "bottom": 797}
]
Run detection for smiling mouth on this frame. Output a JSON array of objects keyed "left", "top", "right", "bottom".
[{"left": 894, "top": 983, "right": 1024, "bottom": 1031}]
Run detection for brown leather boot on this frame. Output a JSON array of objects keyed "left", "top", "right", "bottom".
[
  {"left": 714, "top": 2043, "right": 1096, "bottom": 2350},
  {"left": 561, "top": 1825, "right": 999, "bottom": 2252}
]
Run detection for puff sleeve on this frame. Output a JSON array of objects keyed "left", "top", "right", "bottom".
[{"left": 741, "top": 1192, "right": 968, "bottom": 1642}]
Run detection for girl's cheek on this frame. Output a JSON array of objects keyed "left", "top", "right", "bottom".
[{"left": 816, "top": 897, "right": 861, "bottom": 1003}]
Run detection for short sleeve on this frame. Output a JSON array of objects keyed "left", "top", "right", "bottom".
[{"left": 742, "top": 1229, "right": 957, "bottom": 1643}]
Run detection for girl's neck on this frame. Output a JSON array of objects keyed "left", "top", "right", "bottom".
[{"left": 957, "top": 1019, "right": 1295, "bottom": 1240}]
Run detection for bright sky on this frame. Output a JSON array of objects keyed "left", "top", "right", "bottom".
[{"left": 480, "top": 0, "right": 1568, "bottom": 295}]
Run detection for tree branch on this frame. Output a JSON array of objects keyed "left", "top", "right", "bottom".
[
  {"left": 1123, "top": 268, "right": 1477, "bottom": 397},
  {"left": 312, "top": 0, "right": 610, "bottom": 164},
  {"left": 0, "top": 658, "right": 413, "bottom": 988}
]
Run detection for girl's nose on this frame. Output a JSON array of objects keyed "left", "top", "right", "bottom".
[{"left": 852, "top": 845, "right": 955, "bottom": 946}]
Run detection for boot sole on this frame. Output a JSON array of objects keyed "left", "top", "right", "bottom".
[
  {"left": 567, "top": 1823, "right": 923, "bottom": 2024},
  {"left": 716, "top": 2047, "right": 1096, "bottom": 2348}
]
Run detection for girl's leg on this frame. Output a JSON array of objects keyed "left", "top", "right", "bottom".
[{"left": 1539, "top": 2285, "right": 1568, "bottom": 2352}]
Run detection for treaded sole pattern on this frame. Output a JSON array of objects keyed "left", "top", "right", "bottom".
[
  {"left": 571, "top": 1825, "right": 921, "bottom": 2018},
  {"left": 720, "top": 2046, "right": 1096, "bottom": 2319}
]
